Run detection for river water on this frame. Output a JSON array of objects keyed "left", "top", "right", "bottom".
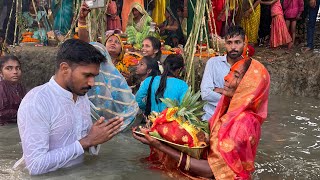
[{"left": 0, "top": 95, "right": 319, "bottom": 180}]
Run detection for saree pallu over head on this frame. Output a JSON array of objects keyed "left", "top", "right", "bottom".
[
  {"left": 105, "top": 32, "right": 125, "bottom": 62},
  {"left": 127, "top": 2, "right": 151, "bottom": 32},
  {"left": 208, "top": 58, "right": 270, "bottom": 179},
  {"left": 88, "top": 42, "right": 139, "bottom": 131}
]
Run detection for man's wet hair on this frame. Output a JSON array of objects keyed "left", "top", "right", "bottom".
[
  {"left": 225, "top": 25, "right": 246, "bottom": 41},
  {"left": 56, "top": 39, "right": 106, "bottom": 69}
]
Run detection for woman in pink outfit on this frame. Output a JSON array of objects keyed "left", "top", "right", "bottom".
[
  {"left": 283, "top": 0, "right": 304, "bottom": 46},
  {"left": 261, "top": 0, "right": 293, "bottom": 48},
  {"left": 106, "top": 0, "right": 122, "bottom": 31}
]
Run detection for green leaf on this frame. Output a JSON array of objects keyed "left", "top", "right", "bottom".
[{"left": 160, "top": 98, "right": 178, "bottom": 108}]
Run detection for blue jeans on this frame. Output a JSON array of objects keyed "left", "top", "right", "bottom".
[{"left": 307, "top": 0, "right": 320, "bottom": 49}]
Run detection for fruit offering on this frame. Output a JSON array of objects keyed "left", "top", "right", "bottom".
[{"left": 148, "top": 88, "right": 209, "bottom": 148}]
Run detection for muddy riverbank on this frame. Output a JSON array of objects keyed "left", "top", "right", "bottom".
[{"left": 8, "top": 45, "right": 320, "bottom": 98}]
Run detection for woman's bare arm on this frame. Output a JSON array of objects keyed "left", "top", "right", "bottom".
[
  {"left": 132, "top": 128, "right": 214, "bottom": 178},
  {"left": 78, "top": 2, "right": 91, "bottom": 43}
]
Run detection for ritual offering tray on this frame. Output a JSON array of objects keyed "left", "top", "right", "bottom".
[
  {"left": 135, "top": 88, "right": 209, "bottom": 159},
  {"left": 134, "top": 130, "right": 208, "bottom": 159}
]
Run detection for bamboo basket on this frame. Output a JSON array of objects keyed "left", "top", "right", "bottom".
[{"left": 134, "top": 131, "right": 208, "bottom": 159}]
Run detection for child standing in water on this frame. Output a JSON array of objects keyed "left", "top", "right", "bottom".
[
  {"left": 261, "top": 0, "right": 293, "bottom": 49},
  {"left": 0, "top": 56, "right": 26, "bottom": 125},
  {"left": 283, "top": 0, "right": 304, "bottom": 47}
]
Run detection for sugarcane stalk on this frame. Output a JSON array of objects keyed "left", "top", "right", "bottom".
[
  {"left": 202, "top": 15, "right": 210, "bottom": 56},
  {"left": 185, "top": 0, "right": 206, "bottom": 86},
  {"left": 188, "top": 0, "right": 195, "bottom": 12},
  {"left": 206, "top": 0, "right": 219, "bottom": 52},
  {"left": 64, "top": 0, "right": 81, "bottom": 39},
  {"left": 31, "top": 0, "right": 44, "bottom": 43},
  {"left": 199, "top": 16, "right": 203, "bottom": 61},
  {"left": 14, "top": 0, "right": 19, "bottom": 46},
  {"left": 4, "top": 0, "right": 15, "bottom": 46},
  {"left": 186, "top": 0, "right": 205, "bottom": 80}
]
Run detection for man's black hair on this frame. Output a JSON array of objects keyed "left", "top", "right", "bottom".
[
  {"left": 56, "top": 39, "right": 106, "bottom": 69},
  {"left": 225, "top": 25, "right": 246, "bottom": 41}
]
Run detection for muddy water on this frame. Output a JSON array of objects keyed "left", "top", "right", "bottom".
[{"left": 0, "top": 95, "right": 319, "bottom": 180}]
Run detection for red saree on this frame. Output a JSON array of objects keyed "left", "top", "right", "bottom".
[
  {"left": 208, "top": 58, "right": 270, "bottom": 179},
  {"left": 210, "top": 0, "right": 225, "bottom": 36},
  {"left": 144, "top": 58, "right": 269, "bottom": 180}
]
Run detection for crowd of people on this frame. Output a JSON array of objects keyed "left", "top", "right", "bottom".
[
  {"left": 211, "top": 0, "right": 315, "bottom": 51},
  {"left": 0, "top": 0, "right": 319, "bottom": 51},
  {"left": 0, "top": 0, "right": 319, "bottom": 179},
  {"left": 0, "top": 23, "right": 271, "bottom": 179}
]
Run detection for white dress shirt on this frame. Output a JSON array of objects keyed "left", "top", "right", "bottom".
[
  {"left": 200, "top": 55, "right": 231, "bottom": 121},
  {"left": 15, "top": 77, "right": 98, "bottom": 175}
]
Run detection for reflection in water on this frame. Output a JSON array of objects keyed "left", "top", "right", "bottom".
[{"left": 0, "top": 95, "right": 319, "bottom": 179}]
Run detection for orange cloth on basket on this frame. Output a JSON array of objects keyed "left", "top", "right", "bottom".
[{"left": 208, "top": 58, "right": 270, "bottom": 179}]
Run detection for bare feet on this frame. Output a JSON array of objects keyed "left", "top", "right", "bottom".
[
  {"left": 301, "top": 47, "right": 312, "bottom": 53},
  {"left": 287, "top": 42, "right": 294, "bottom": 50}
]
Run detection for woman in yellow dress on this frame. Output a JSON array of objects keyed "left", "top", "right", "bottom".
[
  {"left": 240, "top": 0, "right": 261, "bottom": 44},
  {"left": 152, "top": 0, "right": 166, "bottom": 24}
]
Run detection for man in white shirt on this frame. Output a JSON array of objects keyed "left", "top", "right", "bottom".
[
  {"left": 201, "top": 26, "right": 247, "bottom": 121},
  {"left": 15, "top": 39, "right": 124, "bottom": 175}
]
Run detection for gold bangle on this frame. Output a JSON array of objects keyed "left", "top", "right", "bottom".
[
  {"left": 185, "top": 155, "right": 191, "bottom": 171},
  {"left": 78, "top": 25, "right": 88, "bottom": 29},
  {"left": 177, "top": 152, "right": 183, "bottom": 167}
]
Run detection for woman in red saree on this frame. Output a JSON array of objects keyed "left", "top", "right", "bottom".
[
  {"left": 210, "top": 0, "right": 225, "bottom": 36},
  {"left": 133, "top": 57, "right": 270, "bottom": 179}
]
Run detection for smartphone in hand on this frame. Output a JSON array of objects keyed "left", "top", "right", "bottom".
[{"left": 85, "top": 0, "right": 105, "bottom": 9}]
